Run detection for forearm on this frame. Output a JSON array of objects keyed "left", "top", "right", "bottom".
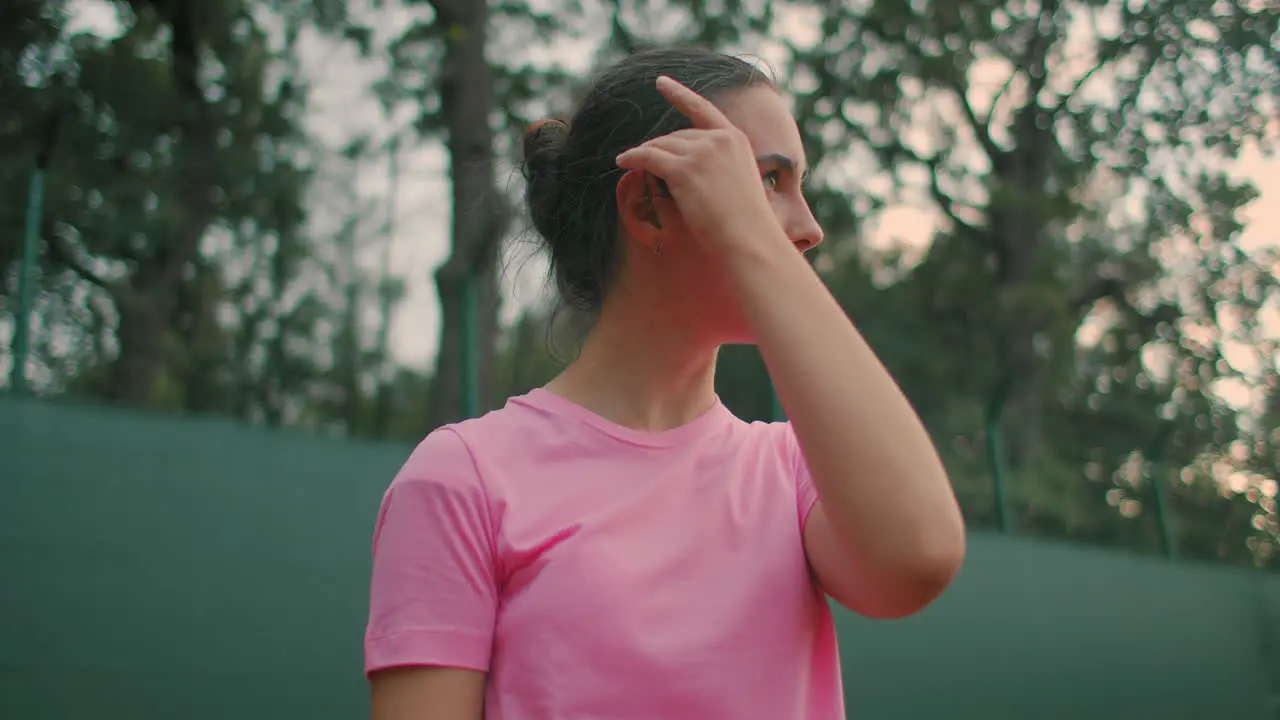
[{"left": 727, "top": 238, "right": 964, "bottom": 573}]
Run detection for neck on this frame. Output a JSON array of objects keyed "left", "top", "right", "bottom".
[{"left": 545, "top": 296, "right": 719, "bottom": 433}]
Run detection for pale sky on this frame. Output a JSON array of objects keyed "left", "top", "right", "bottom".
[
  {"left": 57, "top": 0, "right": 1280, "bottom": 378},
  {"left": 293, "top": 4, "right": 1280, "bottom": 378}
]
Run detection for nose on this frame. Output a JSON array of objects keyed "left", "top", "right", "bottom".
[{"left": 788, "top": 203, "right": 824, "bottom": 253}]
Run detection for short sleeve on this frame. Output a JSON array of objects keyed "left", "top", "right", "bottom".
[
  {"left": 779, "top": 422, "right": 820, "bottom": 530},
  {"left": 364, "top": 428, "right": 498, "bottom": 676}
]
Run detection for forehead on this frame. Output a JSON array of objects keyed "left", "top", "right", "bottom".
[{"left": 715, "top": 85, "right": 806, "bottom": 165}]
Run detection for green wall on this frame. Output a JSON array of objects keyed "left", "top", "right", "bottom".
[{"left": 2, "top": 397, "right": 1277, "bottom": 719}]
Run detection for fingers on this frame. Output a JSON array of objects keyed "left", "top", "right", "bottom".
[
  {"left": 656, "top": 76, "right": 733, "bottom": 130},
  {"left": 615, "top": 146, "right": 681, "bottom": 178},
  {"left": 631, "top": 130, "right": 703, "bottom": 153},
  {"left": 615, "top": 130, "right": 701, "bottom": 169}
]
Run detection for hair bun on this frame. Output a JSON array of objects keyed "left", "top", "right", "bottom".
[
  {"left": 523, "top": 118, "right": 569, "bottom": 179},
  {"left": 522, "top": 118, "right": 570, "bottom": 246}
]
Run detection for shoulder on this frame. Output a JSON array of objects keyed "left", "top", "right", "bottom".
[
  {"left": 392, "top": 425, "right": 478, "bottom": 494},
  {"left": 736, "top": 416, "right": 800, "bottom": 463},
  {"left": 391, "top": 395, "right": 548, "bottom": 495},
  {"left": 740, "top": 418, "right": 815, "bottom": 509},
  {"left": 721, "top": 415, "right": 807, "bottom": 487},
  {"left": 444, "top": 395, "right": 550, "bottom": 449}
]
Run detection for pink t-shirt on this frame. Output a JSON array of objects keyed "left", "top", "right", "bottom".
[{"left": 365, "top": 388, "right": 844, "bottom": 719}]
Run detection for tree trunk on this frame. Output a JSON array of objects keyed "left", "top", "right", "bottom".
[
  {"left": 429, "top": 264, "right": 500, "bottom": 428},
  {"left": 111, "top": 292, "right": 168, "bottom": 407},
  {"left": 980, "top": 0, "right": 1064, "bottom": 519},
  {"left": 109, "top": 0, "right": 217, "bottom": 409},
  {"left": 425, "top": 0, "right": 510, "bottom": 431}
]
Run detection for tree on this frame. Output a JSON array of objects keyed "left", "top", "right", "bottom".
[
  {"left": 787, "top": 0, "right": 1278, "bottom": 563},
  {"left": 0, "top": 0, "right": 382, "bottom": 432},
  {"left": 378, "top": 0, "right": 517, "bottom": 429},
  {"left": 0, "top": 1, "right": 310, "bottom": 408}
]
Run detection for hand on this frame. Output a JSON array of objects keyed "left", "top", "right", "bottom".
[{"left": 615, "top": 76, "right": 786, "bottom": 254}]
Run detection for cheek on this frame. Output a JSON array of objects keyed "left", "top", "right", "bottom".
[
  {"left": 666, "top": 242, "right": 728, "bottom": 299},
  {"left": 668, "top": 244, "right": 753, "bottom": 340},
  {"left": 763, "top": 191, "right": 784, "bottom": 216},
  {"left": 778, "top": 192, "right": 807, "bottom": 221}
]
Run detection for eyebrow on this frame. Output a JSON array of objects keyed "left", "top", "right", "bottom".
[{"left": 756, "top": 153, "right": 810, "bottom": 181}]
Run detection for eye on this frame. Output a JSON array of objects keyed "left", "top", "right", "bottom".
[{"left": 762, "top": 170, "right": 782, "bottom": 190}]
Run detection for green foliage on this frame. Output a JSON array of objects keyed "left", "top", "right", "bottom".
[
  {"left": 0, "top": 0, "right": 382, "bottom": 428},
  {"left": 783, "top": 0, "right": 1279, "bottom": 563},
  {"left": 2, "top": 0, "right": 1274, "bottom": 567}
]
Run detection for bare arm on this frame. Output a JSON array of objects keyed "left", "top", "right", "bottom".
[
  {"left": 730, "top": 241, "right": 966, "bottom": 619},
  {"left": 615, "top": 76, "right": 965, "bottom": 619},
  {"left": 370, "top": 667, "right": 486, "bottom": 720}
]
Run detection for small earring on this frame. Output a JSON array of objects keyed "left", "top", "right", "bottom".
[{"left": 653, "top": 240, "right": 663, "bottom": 256}]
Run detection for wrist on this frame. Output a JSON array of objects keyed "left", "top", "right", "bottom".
[
  {"left": 716, "top": 221, "right": 795, "bottom": 268},
  {"left": 722, "top": 230, "right": 836, "bottom": 335},
  {"left": 720, "top": 227, "right": 807, "bottom": 279}
]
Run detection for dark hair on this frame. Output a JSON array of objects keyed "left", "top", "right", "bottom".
[{"left": 522, "top": 47, "right": 772, "bottom": 315}]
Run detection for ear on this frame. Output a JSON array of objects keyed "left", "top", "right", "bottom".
[{"left": 616, "top": 170, "right": 670, "bottom": 254}]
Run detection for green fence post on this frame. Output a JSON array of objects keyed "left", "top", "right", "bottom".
[
  {"left": 985, "top": 396, "right": 1014, "bottom": 534},
  {"left": 10, "top": 167, "right": 47, "bottom": 396},
  {"left": 1147, "top": 432, "right": 1177, "bottom": 558},
  {"left": 1151, "top": 465, "right": 1176, "bottom": 558},
  {"left": 461, "top": 270, "right": 480, "bottom": 418}
]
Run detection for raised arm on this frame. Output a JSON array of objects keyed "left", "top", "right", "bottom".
[{"left": 617, "top": 76, "right": 966, "bottom": 619}]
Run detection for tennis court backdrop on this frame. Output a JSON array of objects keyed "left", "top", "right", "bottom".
[{"left": 2, "top": 396, "right": 1278, "bottom": 719}]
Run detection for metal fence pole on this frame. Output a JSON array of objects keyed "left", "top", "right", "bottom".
[
  {"left": 9, "top": 167, "right": 46, "bottom": 395},
  {"left": 1147, "top": 430, "right": 1177, "bottom": 557},
  {"left": 1151, "top": 465, "right": 1176, "bottom": 558},
  {"left": 9, "top": 16, "right": 63, "bottom": 396},
  {"left": 985, "top": 397, "right": 1014, "bottom": 534}
]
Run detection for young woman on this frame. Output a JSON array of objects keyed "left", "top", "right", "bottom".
[{"left": 365, "top": 47, "right": 966, "bottom": 720}]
